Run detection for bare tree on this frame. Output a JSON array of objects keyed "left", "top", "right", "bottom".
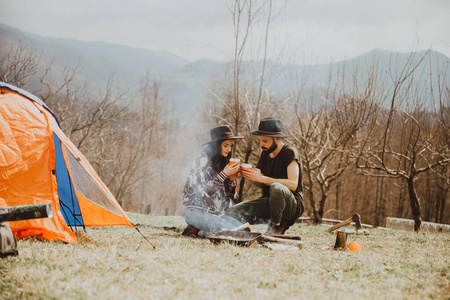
[
  {"left": 290, "top": 62, "right": 382, "bottom": 223},
  {"left": 100, "top": 75, "right": 172, "bottom": 207},
  {"left": 203, "top": 0, "right": 291, "bottom": 201},
  {"left": 355, "top": 50, "right": 449, "bottom": 231}
]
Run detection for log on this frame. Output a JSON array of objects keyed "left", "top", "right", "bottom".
[
  {"left": 261, "top": 234, "right": 304, "bottom": 249},
  {"left": 334, "top": 230, "right": 347, "bottom": 250},
  {"left": 0, "top": 203, "right": 53, "bottom": 222},
  {"left": 264, "top": 234, "right": 301, "bottom": 240}
]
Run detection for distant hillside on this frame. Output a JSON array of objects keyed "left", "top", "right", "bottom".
[
  {"left": 0, "top": 24, "right": 186, "bottom": 86},
  {"left": 0, "top": 24, "right": 202, "bottom": 120},
  {"left": 1, "top": 24, "right": 448, "bottom": 120}
]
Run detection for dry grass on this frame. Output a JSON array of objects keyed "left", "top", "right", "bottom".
[{"left": 1, "top": 214, "right": 449, "bottom": 300}]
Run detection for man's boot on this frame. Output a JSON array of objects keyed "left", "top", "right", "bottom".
[{"left": 265, "top": 221, "right": 285, "bottom": 235}]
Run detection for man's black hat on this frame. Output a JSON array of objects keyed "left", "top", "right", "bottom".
[
  {"left": 203, "top": 125, "right": 243, "bottom": 145},
  {"left": 250, "top": 117, "right": 288, "bottom": 138}
]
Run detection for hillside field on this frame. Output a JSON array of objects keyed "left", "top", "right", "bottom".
[{"left": 1, "top": 214, "right": 449, "bottom": 299}]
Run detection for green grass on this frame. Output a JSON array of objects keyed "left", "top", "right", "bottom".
[{"left": 1, "top": 215, "right": 449, "bottom": 299}]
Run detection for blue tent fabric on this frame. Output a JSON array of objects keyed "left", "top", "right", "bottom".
[
  {"left": 54, "top": 133, "right": 84, "bottom": 227},
  {"left": 0, "top": 81, "right": 60, "bottom": 126}
]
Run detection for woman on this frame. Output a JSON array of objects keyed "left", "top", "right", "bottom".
[{"left": 182, "top": 125, "right": 243, "bottom": 237}]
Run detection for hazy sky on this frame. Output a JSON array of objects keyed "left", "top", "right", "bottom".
[{"left": 1, "top": 0, "right": 449, "bottom": 64}]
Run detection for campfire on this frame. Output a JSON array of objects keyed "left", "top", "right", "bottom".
[{"left": 207, "top": 224, "right": 303, "bottom": 250}]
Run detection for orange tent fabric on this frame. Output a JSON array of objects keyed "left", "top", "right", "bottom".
[{"left": 0, "top": 82, "right": 134, "bottom": 243}]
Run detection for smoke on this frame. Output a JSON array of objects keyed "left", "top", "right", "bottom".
[{"left": 138, "top": 118, "right": 212, "bottom": 216}]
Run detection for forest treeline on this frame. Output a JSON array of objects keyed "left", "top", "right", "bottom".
[{"left": 1, "top": 2, "right": 449, "bottom": 230}]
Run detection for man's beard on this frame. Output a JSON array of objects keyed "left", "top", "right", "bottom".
[{"left": 262, "top": 139, "right": 278, "bottom": 154}]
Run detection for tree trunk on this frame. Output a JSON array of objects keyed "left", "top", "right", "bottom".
[
  {"left": 435, "top": 175, "right": 448, "bottom": 224},
  {"left": 318, "top": 193, "right": 326, "bottom": 222},
  {"left": 335, "top": 179, "right": 340, "bottom": 220},
  {"left": 424, "top": 174, "right": 432, "bottom": 221},
  {"left": 397, "top": 179, "right": 405, "bottom": 218},
  {"left": 407, "top": 177, "right": 422, "bottom": 231},
  {"left": 439, "top": 193, "right": 446, "bottom": 224},
  {"left": 237, "top": 141, "right": 254, "bottom": 202},
  {"left": 305, "top": 166, "right": 321, "bottom": 224},
  {"left": 374, "top": 176, "right": 380, "bottom": 227},
  {"left": 380, "top": 178, "right": 386, "bottom": 227},
  {"left": 438, "top": 184, "right": 448, "bottom": 224}
]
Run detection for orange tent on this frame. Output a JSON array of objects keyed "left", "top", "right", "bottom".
[{"left": 0, "top": 81, "right": 134, "bottom": 243}]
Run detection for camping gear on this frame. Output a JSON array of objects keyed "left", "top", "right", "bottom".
[
  {"left": 0, "top": 204, "right": 53, "bottom": 258},
  {"left": 326, "top": 213, "right": 362, "bottom": 233},
  {"left": 348, "top": 242, "right": 363, "bottom": 252},
  {"left": 0, "top": 204, "right": 53, "bottom": 222},
  {"left": 0, "top": 81, "right": 134, "bottom": 243},
  {"left": 0, "top": 223, "right": 18, "bottom": 258}
]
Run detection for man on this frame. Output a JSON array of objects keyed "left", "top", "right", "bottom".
[{"left": 226, "top": 117, "right": 304, "bottom": 235}]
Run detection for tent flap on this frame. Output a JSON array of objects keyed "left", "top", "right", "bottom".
[{"left": 54, "top": 133, "right": 84, "bottom": 227}]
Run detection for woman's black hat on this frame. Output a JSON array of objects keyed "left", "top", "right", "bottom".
[{"left": 203, "top": 125, "right": 243, "bottom": 145}]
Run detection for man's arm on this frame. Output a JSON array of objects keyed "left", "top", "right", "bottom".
[{"left": 241, "top": 160, "right": 299, "bottom": 191}]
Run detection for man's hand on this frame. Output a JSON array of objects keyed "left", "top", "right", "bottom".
[
  {"left": 223, "top": 162, "right": 241, "bottom": 181},
  {"left": 241, "top": 167, "right": 264, "bottom": 183}
]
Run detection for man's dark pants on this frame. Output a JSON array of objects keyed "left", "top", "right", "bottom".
[{"left": 226, "top": 183, "right": 297, "bottom": 225}]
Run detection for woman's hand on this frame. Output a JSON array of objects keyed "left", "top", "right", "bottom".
[
  {"left": 228, "top": 171, "right": 239, "bottom": 181},
  {"left": 223, "top": 162, "right": 241, "bottom": 181}
]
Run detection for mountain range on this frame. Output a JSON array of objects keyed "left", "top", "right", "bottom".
[{"left": 1, "top": 24, "right": 448, "bottom": 121}]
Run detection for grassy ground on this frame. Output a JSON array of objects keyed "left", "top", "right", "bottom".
[{"left": 1, "top": 214, "right": 449, "bottom": 300}]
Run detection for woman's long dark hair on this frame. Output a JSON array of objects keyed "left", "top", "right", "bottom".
[{"left": 205, "top": 140, "right": 231, "bottom": 174}]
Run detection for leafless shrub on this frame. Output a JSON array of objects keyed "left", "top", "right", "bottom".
[{"left": 0, "top": 42, "right": 39, "bottom": 88}]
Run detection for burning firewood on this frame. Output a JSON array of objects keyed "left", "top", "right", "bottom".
[
  {"left": 230, "top": 222, "right": 252, "bottom": 232},
  {"left": 207, "top": 230, "right": 303, "bottom": 249}
]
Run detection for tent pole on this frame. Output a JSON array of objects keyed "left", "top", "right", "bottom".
[{"left": 134, "top": 225, "right": 156, "bottom": 250}]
